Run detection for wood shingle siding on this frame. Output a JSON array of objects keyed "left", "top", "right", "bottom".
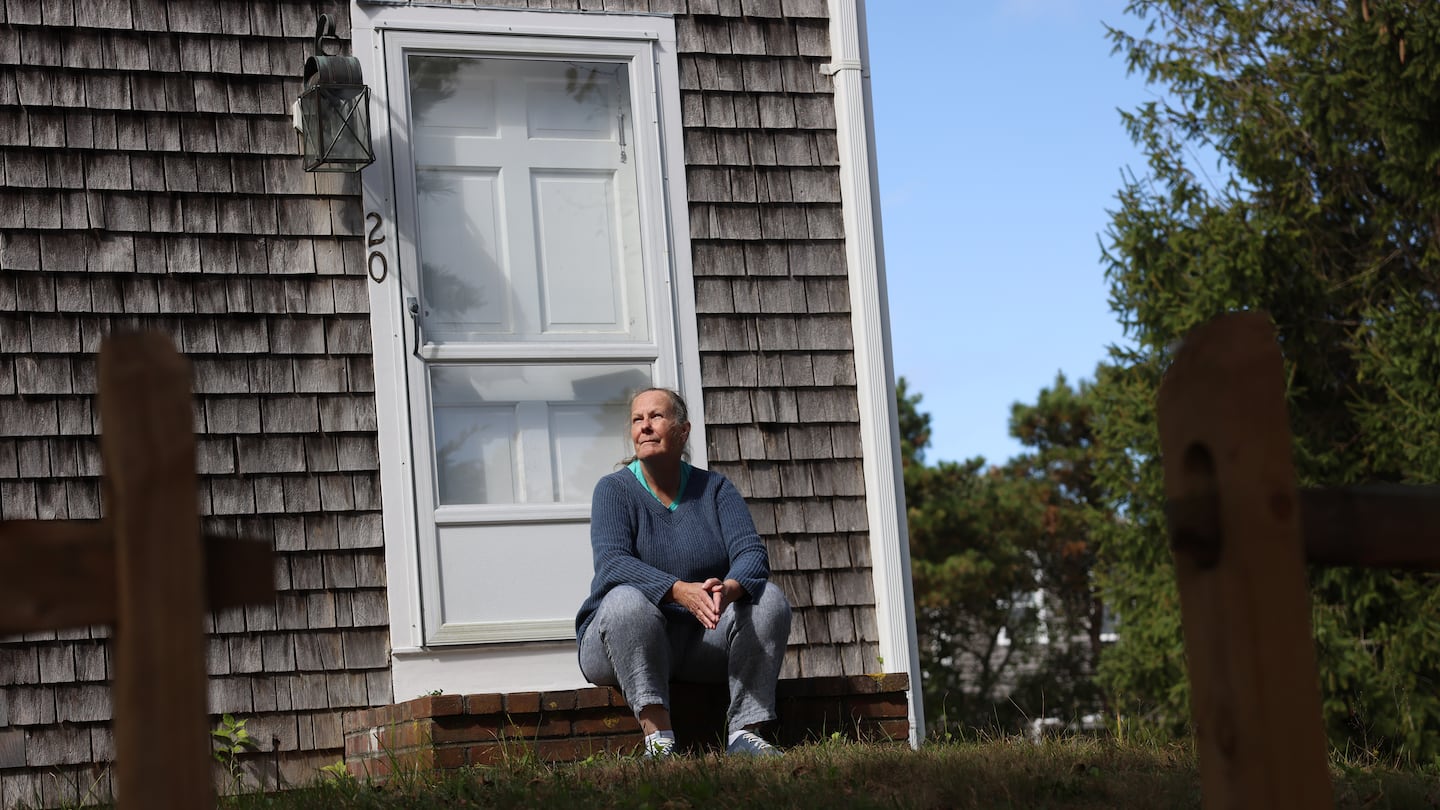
[
  {"left": 0, "top": 2, "right": 383, "bottom": 804},
  {"left": 668, "top": 2, "right": 876, "bottom": 680}
]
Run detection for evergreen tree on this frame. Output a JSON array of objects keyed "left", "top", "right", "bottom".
[
  {"left": 1098, "top": 0, "right": 1440, "bottom": 760},
  {"left": 901, "top": 377, "right": 1108, "bottom": 733}
]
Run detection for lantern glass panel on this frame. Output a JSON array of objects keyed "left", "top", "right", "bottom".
[{"left": 301, "top": 83, "right": 373, "bottom": 171}]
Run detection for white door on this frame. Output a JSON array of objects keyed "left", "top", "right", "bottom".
[{"left": 385, "top": 39, "right": 679, "bottom": 645}]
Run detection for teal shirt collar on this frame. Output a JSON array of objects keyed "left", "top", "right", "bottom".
[{"left": 627, "top": 459, "right": 690, "bottom": 511}]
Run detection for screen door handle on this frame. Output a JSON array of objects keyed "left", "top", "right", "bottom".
[{"left": 406, "top": 297, "right": 421, "bottom": 358}]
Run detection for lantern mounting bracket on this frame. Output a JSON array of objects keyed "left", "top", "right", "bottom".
[{"left": 314, "top": 14, "right": 340, "bottom": 58}]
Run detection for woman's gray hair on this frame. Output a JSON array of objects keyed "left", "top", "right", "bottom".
[{"left": 619, "top": 387, "right": 691, "bottom": 466}]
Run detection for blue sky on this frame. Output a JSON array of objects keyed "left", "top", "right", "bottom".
[{"left": 867, "top": 1, "right": 1152, "bottom": 466}]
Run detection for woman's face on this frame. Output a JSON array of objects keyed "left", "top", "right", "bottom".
[{"left": 630, "top": 390, "right": 690, "bottom": 464}]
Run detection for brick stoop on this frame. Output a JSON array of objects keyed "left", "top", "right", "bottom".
[{"left": 343, "top": 674, "right": 910, "bottom": 779}]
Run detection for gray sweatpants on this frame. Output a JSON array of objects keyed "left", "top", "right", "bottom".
[{"left": 578, "top": 582, "right": 792, "bottom": 733}]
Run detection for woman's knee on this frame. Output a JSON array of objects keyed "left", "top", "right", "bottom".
[
  {"left": 596, "top": 585, "right": 660, "bottom": 619},
  {"left": 752, "top": 581, "right": 792, "bottom": 639}
]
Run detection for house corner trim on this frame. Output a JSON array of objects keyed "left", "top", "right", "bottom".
[{"left": 827, "top": 0, "right": 925, "bottom": 746}]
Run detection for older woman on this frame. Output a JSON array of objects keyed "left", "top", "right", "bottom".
[{"left": 574, "top": 387, "right": 792, "bottom": 758}]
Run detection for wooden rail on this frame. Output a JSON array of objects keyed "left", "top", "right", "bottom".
[
  {"left": 1157, "top": 312, "right": 1440, "bottom": 810},
  {"left": 0, "top": 332, "right": 274, "bottom": 809}
]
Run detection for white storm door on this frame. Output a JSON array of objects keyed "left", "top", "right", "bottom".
[{"left": 385, "top": 35, "right": 678, "bottom": 645}]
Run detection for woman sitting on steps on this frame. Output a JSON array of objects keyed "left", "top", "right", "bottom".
[{"left": 574, "top": 387, "right": 792, "bottom": 758}]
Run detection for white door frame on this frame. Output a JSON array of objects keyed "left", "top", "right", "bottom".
[{"left": 352, "top": 5, "right": 702, "bottom": 696}]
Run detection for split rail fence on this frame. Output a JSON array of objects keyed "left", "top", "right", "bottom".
[
  {"left": 1158, "top": 311, "right": 1440, "bottom": 810},
  {"left": 0, "top": 332, "right": 274, "bottom": 809}
]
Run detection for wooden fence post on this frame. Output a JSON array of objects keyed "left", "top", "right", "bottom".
[
  {"left": 1156, "top": 312, "right": 1332, "bottom": 809},
  {"left": 100, "top": 332, "right": 214, "bottom": 808}
]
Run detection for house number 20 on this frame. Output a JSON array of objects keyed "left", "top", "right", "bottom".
[{"left": 365, "top": 212, "right": 388, "bottom": 283}]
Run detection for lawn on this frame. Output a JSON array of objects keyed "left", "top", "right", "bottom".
[{"left": 211, "top": 737, "right": 1439, "bottom": 810}]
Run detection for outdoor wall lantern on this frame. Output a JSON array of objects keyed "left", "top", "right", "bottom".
[{"left": 294, "top": 14, "right": 374, "bottom": 172}]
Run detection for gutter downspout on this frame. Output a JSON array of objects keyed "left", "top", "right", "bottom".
[{"left": 824, "top": 0, "right": 925, "bottom": 746}]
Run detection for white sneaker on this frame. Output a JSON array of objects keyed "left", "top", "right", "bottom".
[
  {"left": 726, "top": 730, "right": 781, "bottom": 757},
  {"left": 642, "top": 735, "right": 677, "bottom": 759}
]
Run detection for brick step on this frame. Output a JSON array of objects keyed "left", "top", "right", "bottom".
[{"left": 343, "top": 674, "right": 910, "bottom": 779}]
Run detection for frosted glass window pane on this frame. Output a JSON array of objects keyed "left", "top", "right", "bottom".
[
  {"left": 433, "top": 404, "right": 516, "bottom": 505},
  {"left": 551, "top": 404, "right": 632, "bottom": 503},
  {"left": 430, "top": 364, "right": 650, "bottom": 505}
]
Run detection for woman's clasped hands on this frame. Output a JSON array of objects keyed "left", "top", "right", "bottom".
[{"left": 668, "top": 577, "right": 746, "bottom": 630}]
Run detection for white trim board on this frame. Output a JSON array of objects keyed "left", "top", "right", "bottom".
[{"left": 827, "top": 0, "right": 926, "bottom": 746}]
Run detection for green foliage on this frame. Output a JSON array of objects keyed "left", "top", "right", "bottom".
[
  {"left": 1098, "top": 0, "right": 1440, "bottom": 761},
  {"left": 901, "top": 376, "right": 1108, "bottom": 734},
  {"left": 213, "top": 713, "right": 259, "bottom": 791},
  {"left": 318, "top": 761, "right": 355, "bottom": 784}
]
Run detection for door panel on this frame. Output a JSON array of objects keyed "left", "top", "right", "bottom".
[
  {"left": 526, "top": 76, "right": 615, "bottom": 139},
  {"left": 417, "top": 169, "right": 508, "bottom": 331},
  {"left": 533, "top": 172, "right": 626, "bottom": 332},
  {"left": 388, "top": 36, "right": 676, "bottom": 645},
  {"left": 432, "top": 520, "right": 594, "bottom": 643}
]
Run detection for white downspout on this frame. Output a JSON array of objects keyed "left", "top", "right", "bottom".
[{"left": 824, "top": 0, "right": 925, "bottom": 746}]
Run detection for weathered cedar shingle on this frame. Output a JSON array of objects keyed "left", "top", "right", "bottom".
[
  {"left": 727, "top": 351, "right": 760, "bottom": 384},
  {"left": 733, "top": 94, "right": 761, "bottom": 129},
  {"left": 342, "top": 630, "right": 388, "bottom": 670},
  {"left": 30, "top": 112, "right": 66, "bottom": 147},
  {"left": 780, "top": 352, "right": 814, "bottom": 385},
  {"left": 15, "top": 68, "right": 54, "bottom": 106},
  {"left": 755, "top": 316, "right": 798, "bottom": 351},
  {"left": 715, "top": 131, "right": 750, "bottom": 164},
  {"left": 742, "top": 0, "right": 783, "bottom": 17},
  {"left": 817, "top": 458, "right": 858, "bottom": 495},
  {"left": 56, "top": 73, "right": 86, "bottom": 107},
  {"left": 831, "top": 498, "right": 867, "bottom": 533},
  {"left": 71, "top": 1, "right": 130, "bottom": 28},
  {"left": 308, "top": 592, "right": 337, "bottom": 628},
  {"left": 5, "top": 684, "right": 52, "bottom": 724},
  {"left": 239, "top": 39, "right": 271, "bottom": 74},
  {"left": 793, "top": 19, "right": 830, "bottom": 57},
  {"left": 803, "top": 608, "right": 831, "bottom": 644},
  {"left": 294, "top": 357, "right": 347, "bottom": 393},
  {"left": 781, "top": 0, "right": 827, "bottom": 16},
  {"left": 180, "top": 317, "right": 218, "bottom": 351},
  {"left": 0, "top": 109, "right": 29, "bottom": 146},
  {"left": 729, "top": 19, "right": 766, "bottom": 55},
  {"left": 54, "top": 685, "right": 109, "bottom": 723},
  {"left": 803, "top": 499, "right": 836, "bottom": 533},
  {"left": 336, "top": 510, "right": 383, "bottom": 547}
]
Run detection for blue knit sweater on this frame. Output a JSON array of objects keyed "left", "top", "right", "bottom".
[{"left": 574, "top": 466, "right": 771, "bottom": 643}]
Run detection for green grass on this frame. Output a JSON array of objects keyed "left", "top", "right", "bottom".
[{"left": 208, "top": 737, "right": 1440, "bottom": 810}]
